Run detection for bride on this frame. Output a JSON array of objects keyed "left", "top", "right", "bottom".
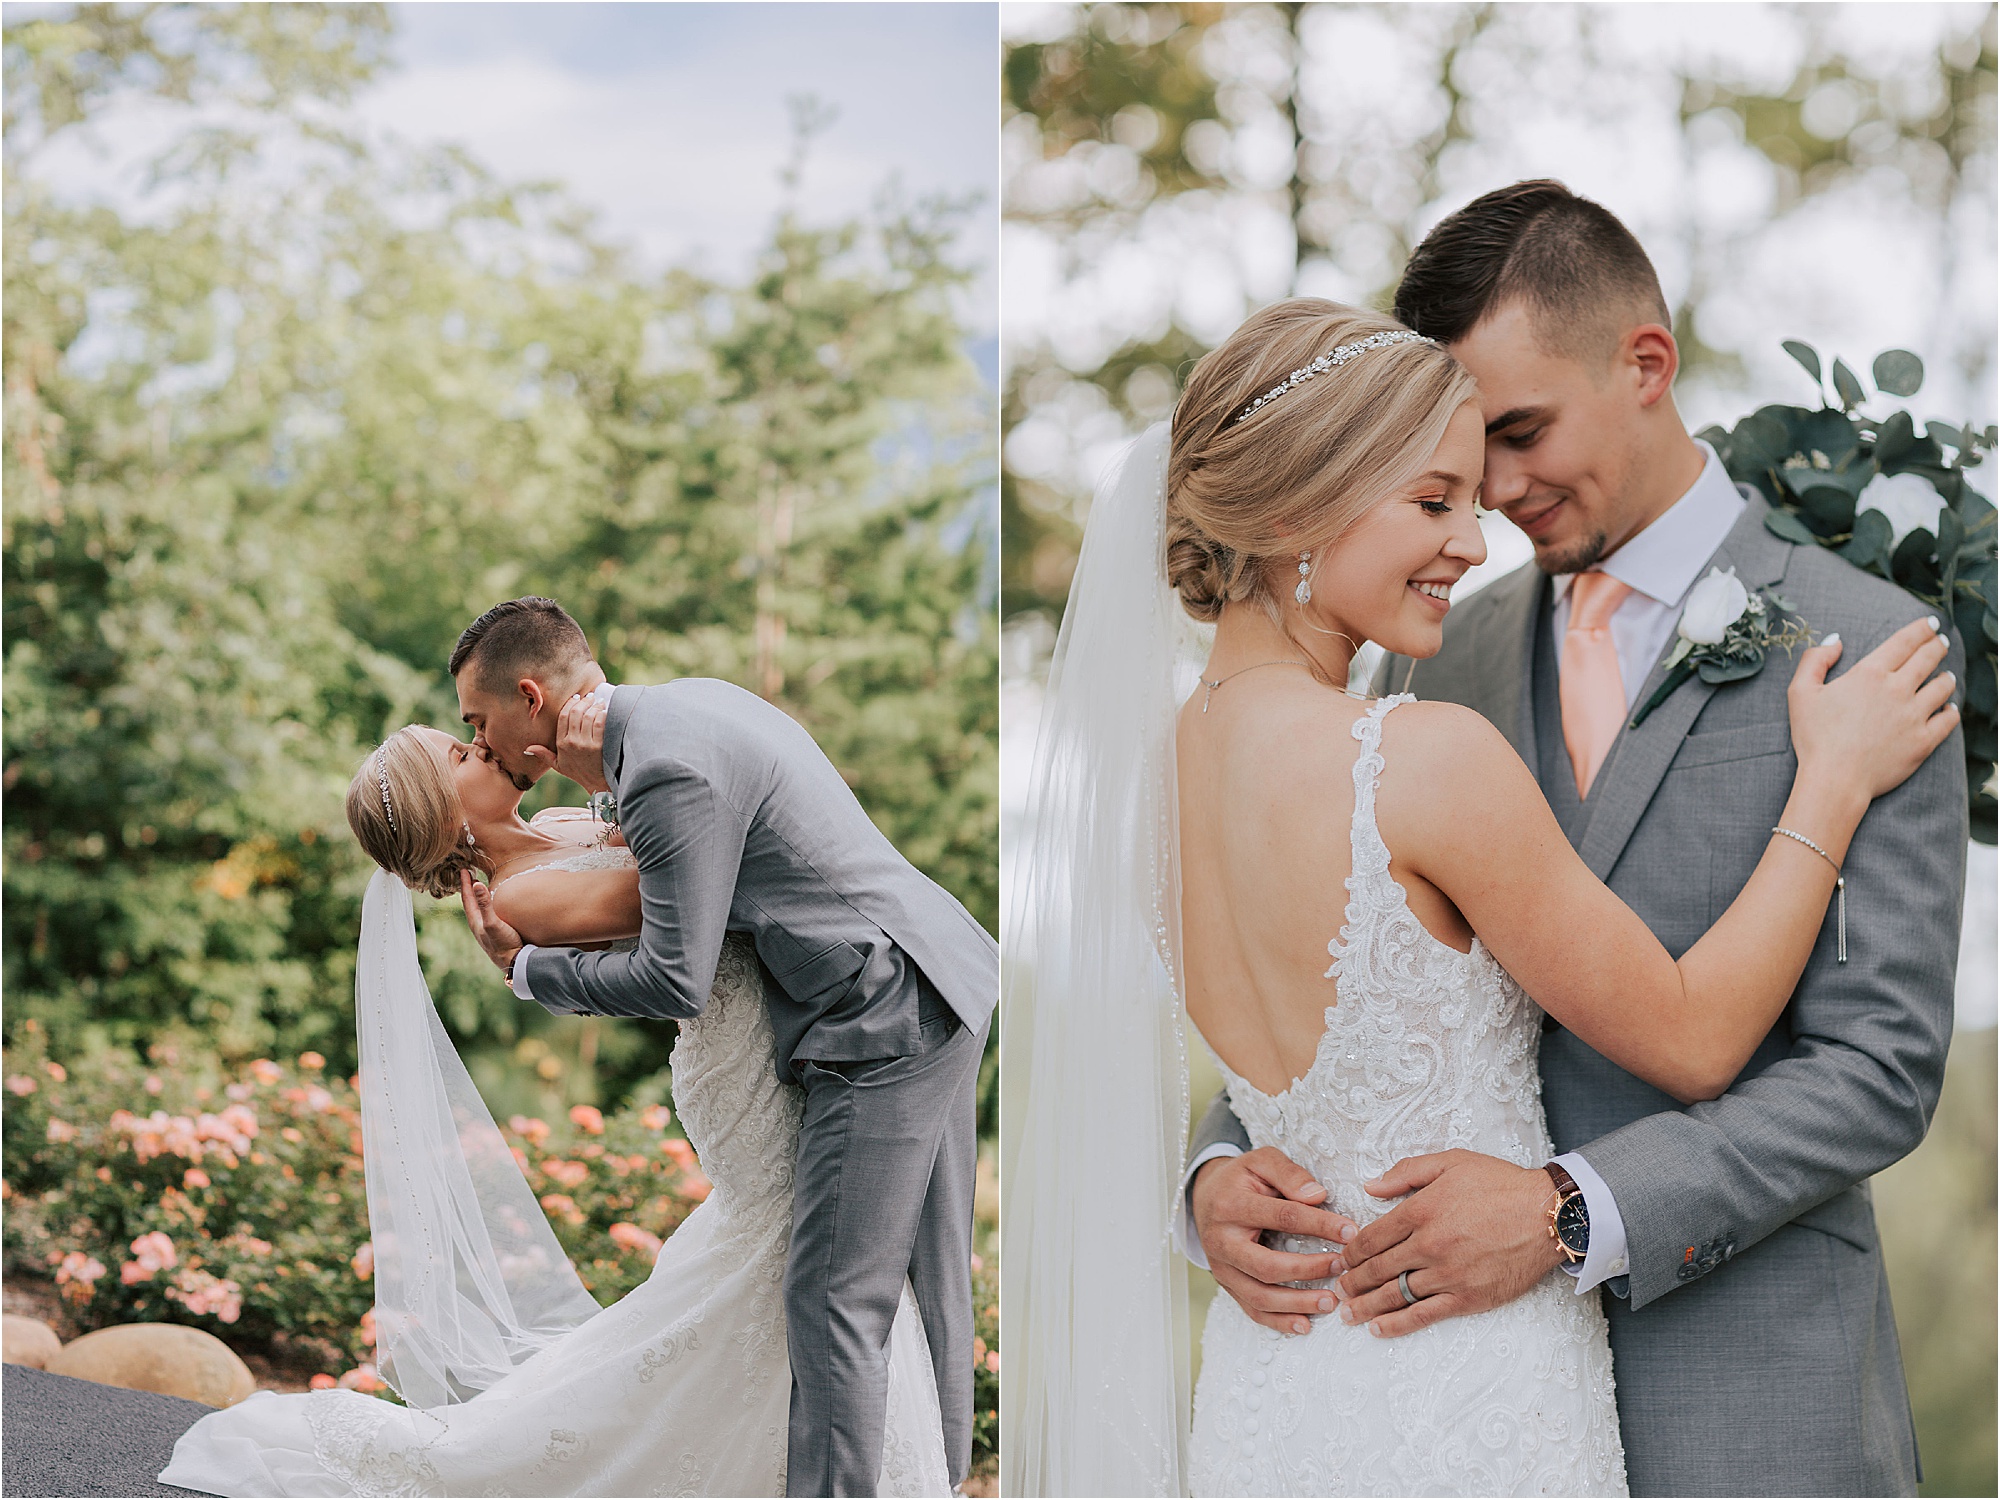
[
  {"left": 1000, "top": 300, "right": 1957, "bottom": 1496},
  {"left": 161, "top": 726, "right": 948, "bottom": 1497}
]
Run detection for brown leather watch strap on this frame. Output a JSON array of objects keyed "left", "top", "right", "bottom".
[{"left": 1544, "top": 1161, "right": 1579, "bottom": 1201}]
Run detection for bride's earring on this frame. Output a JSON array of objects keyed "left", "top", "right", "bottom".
[
  {"left": 463, "top": 822, "right": 477, "bottom": 850},
  {"left": 1295, "top": 551, "right": 1313, "bottom": 606}
]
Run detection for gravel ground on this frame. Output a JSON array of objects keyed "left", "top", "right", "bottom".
[{"left": 2, "top": 1366, "right": 212, "bottom": 1498}]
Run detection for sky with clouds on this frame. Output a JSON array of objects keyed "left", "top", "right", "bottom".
[
  {"left": 18, "top": 2, "right": 999, "bottom": 339},
  {"left": 363, "top": 4, "right": 998, "bottom": 335}
]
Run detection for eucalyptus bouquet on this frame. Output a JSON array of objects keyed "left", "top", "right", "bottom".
[{"left": 1696, "top": 345, "right": 1997, "bottom": 843}]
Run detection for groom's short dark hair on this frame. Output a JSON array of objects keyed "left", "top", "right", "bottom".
[
  {"left": 449, "top": 597, "right": 590, "bottom": 694},
  {"left": 1394, "top": 180, "right": 1670, "bottom": 365}
]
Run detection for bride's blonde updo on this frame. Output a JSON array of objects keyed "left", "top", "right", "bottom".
[
  {"left": 1166, "top": 299, "right": 1478, "bottom": 623},
  {"left": 345, "top": 728, "right": 480, "bottom": 899}
]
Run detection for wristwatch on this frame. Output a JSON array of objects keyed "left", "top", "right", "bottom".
[{"left": 1543, "top": 1162, "right": 1589, "bottom": 1264}]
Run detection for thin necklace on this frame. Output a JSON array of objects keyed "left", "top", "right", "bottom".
[{"left": 1200, "top": 659, "right": 1312, "bottom": 713}]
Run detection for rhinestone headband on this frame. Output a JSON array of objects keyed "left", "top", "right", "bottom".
[
  {"left": 375, "top": 748, "right": 396, "bottom": 831},
  {"left": 1232, "top": 330, "right": 1437, "bottom": 425}
]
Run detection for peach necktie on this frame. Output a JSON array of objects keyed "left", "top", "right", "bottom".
[{"left": 1560, "top": 571, "right": 1635, "bottom": 799}]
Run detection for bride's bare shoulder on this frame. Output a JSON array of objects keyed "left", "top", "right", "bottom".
[
  {"left": 1377, "top": 699, "right": 1535, "bottom": 793},
  {"left": 1380, "top": 696, "right": 1507, "bottom": 746}
]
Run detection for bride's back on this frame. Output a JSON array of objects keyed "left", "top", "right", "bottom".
[{"left": 1178, "top": 675, "right": 1473, "bottom": 1095}]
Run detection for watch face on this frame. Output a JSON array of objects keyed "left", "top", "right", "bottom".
[{"left": 1556, "top": 1194, "right": 1590, "bottom": 1256}]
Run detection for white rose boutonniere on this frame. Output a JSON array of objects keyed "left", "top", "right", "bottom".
[
  {"left": 1675, "top": 566, "right": 1752, "bottom": 644},
  {"left": 588, "top": 790, "right": 621, "bottom": 847},
  {"left": 1630, "top": 566, "right": 1816, "bottom": 729}
]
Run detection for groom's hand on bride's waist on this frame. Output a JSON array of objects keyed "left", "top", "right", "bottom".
[
  {"left": 1190, "top": 1148, "right": 1359, "bottom": 1335},
  {"left": 461, "top": 869, "right": 524, "bottom": 978},
  {"left": 1332, "top": 1149, "right": 1564, "bottom": 1339}
]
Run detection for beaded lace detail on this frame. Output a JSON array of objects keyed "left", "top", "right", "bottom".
[
  {"left": 164, "top": 856, "right": 949, "bottom": 1497},
  {"left": 1187, "top": 695, "right": 1627, "bottom": 1497}
]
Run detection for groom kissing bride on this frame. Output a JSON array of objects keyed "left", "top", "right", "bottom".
[{"left": 163, "top": 596, "right": 997, "bottom": 1498}]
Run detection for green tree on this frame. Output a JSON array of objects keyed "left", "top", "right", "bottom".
[{"left": 4, "top": 4, "right": 997, "bottom": 1120}]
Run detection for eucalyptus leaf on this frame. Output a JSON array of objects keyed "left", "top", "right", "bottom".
[
  {"left": 1764, "top": 509, "right": 1820, "bottom": 547},
  {"left": 1790, "top": 407, "right": 1863, "bottom": 467},
  {"left": 1969, "top": 655, "right": 1997, "bottom": 717},
  {"left": 1892, "top": 528, "right": 1942, "bottom": 596},
  {"left": 1872, "top": 349, "right": 1924, "bottom": 398},
  {"left": 1940, "top": 506, "right": 1965, "bottom": 594},
  {"left": 1731, "top": 411, "right": 1791, "bottom": 472},
  {"left": 1874, "top": 410, "right": 1916, "bottom": 466},
  {"left": 1800, "top": 484, "right": 1857, "bottom": 534},
  {"left": 1697, "top": 652, "right": 1767, "bottom": 685},
  {"left": 1928, "top": 421, "right": 1967, "bottom": 451},
  {"left": 1840, "top": 508, "right": 1894, "bottom": 571},
  {"left": 1832, "top": 358, "right": 1866, "bottom": 411},
  {"left": 1783, "top": 340, "right": 1823, "bottom": 383}
]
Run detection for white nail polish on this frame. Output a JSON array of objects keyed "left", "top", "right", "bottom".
[
  {"left": 1822, "top": 632, "right": 1839, "bottom": 649},
  {"left": 1926, "top": 615, "right": 1940, "bottom": 631}
]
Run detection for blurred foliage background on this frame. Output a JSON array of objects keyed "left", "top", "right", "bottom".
[
  {"left": 4, "top": 2, "right": 999, "bottom": 1130},
  {"left": 999, "top": 5, "right": 1995, "bottom": 1494}
]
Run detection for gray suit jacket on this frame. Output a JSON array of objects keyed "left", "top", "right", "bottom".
[
  {"left": 1192, "top": 496, "right": 1966, "bottom": 1494},
  {"left": 520, "top": 678, "right": 998, "bottom": 1075}
]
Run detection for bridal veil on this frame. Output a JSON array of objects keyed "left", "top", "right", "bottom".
[
  {"left": 1001, "top": 423, "right": 1201, "bottom": 1496},
  {"left": 354, "top": 870, "right": 603, "bottom": 1408}
]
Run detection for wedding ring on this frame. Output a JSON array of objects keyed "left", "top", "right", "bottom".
[{"left": 1397, "top": 1270, "right": 1419, "bottom": 1306}]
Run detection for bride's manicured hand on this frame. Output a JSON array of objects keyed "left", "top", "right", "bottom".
[
  {"left": 1190, "top": 1148, "right": 1359, "bottom": 1335},
  {"left": 461, "top": 868, "right": 525, "bottom": 978},
  {"left": 1333, "top": 1150, "right": 1563, "bottom": 1338},
  {"left": 1787, "top": 617, "right": 1957, "bottom": 807}
]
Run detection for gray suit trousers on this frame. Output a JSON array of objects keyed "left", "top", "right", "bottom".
[{"left": 786, "top": 987, "right": 987, "bottom": 1497}]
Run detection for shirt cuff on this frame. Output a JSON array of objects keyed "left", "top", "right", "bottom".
[
  {"left": 1175, "top": 1142, "right": 1245, "bottom": 1271},
  {"left": 1553, "top": 1151, "right": 1630, "bottom": 1295},
  {"left": 510, "top": 944, "right": 538, "bottom": 1001}
]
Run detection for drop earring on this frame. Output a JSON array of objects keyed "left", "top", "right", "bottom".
[{"left": 1295, "top": 551, "right": 1313, "bottom": 606}]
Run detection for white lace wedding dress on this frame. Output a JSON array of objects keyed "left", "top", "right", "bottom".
[
  {"left": 1185, "top": 698, "right": 1628, "bottom": 1497},
  {"left": 161, "top": 850, "right": 949, "bottom": 1497}
]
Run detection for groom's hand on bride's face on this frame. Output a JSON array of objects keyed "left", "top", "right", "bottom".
[
  {"left": 1191, "top": 1148, "right": 1359, "bottom": 1335},
  {"left": 521, "top": 693, "right": 609, "bottom": 794},
  {"left": 1331, "top": 1149, "right": 1563, "bottom": 1339}
]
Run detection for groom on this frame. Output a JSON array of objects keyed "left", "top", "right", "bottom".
[
  {"left": 450, "top": 597, "right": 997, "bottom": 1497},
  {"left": 1185, "top": 182, "right": 1967, "bottom": 1495}
]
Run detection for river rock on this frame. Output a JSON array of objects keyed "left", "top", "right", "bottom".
[
  {"left": 46, "top": 1323, "right": 256, "bottom": 1407},
  {"left": 3, "top": 1313, "right": 62, "bottom": 1368}
]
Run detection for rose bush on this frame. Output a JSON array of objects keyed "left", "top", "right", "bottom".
[
  {"left": 971, "top": 1251, "right": 999, "bottom": 1473},
  {"left": 3, "top": 1021, "right": 712, "bottom": 1389}
]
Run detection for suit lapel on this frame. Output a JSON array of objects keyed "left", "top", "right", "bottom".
[
  {"left": 1434, "top": 562, "right": 1544, "bottom": 766},
  {"left": 604, "top": 684, "right": 639, "bottom": 790},
  {"left": 1575, "top": 495, "right": 1795, "bottom": 881}
]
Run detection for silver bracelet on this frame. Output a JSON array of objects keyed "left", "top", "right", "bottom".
[{"left": 1770, "top": 826, "right": 1847, "bottom": 964}]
